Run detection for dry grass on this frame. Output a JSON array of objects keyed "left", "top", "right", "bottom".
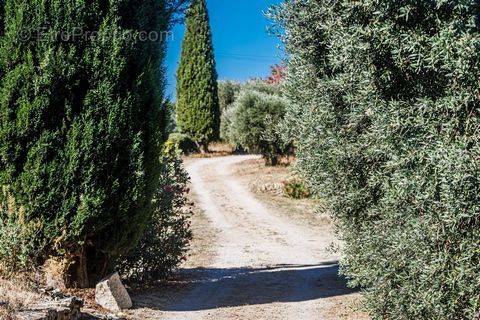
[
  {"left": 0, "top": 276, "right": 44, "bottom": 319},
  {"left": 186, "top": 142, "right": 236, "bottom": 159},
  {"left": 233, "top": 158, "right": 331, "bottom": 227},
  {"left": 0, "top": 277, "right": 105, "bottom": 319},
  {"left": 324, "top": 295, "right": 370, "bottom": 320}
]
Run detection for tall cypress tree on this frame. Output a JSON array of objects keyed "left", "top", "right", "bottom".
[
  {"left": 176, "top": 0, "right": 219, "bottom": 152},
  {"left": 0, "top": 0, "right": 177, "bottom": 287}
]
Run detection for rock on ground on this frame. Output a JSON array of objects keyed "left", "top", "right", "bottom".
[
  {"left": 15, "top": 296, "right": 83, "bottom": 320},
  {"left": 95, "top": 273, "right": 132, "bottom": 312}
]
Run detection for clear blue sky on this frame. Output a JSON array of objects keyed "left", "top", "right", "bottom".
[{"left": 165, "top": 0, "right": 284, "bottom": 99}]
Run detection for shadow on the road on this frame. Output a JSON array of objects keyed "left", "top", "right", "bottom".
[{"left": 132, "top": 261, "right": 358, "bottom": 312}]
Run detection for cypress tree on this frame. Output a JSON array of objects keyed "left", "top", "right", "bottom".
[
  {"left": 0, "top": 0, "right": 177, "bottom": 287},
  {"left": 176, "top": 0, "right": 219, "bottom": 153}
]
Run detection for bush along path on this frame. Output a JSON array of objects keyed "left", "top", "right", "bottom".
[
  {"left": 0, "top": 0, "right": 188, "bottom": 288},
  {"left": 270, "top": 1, "right": 480, "bottom": 318},
  {"left": 128, "top": 155, "right": 366, "bottom": 320}
]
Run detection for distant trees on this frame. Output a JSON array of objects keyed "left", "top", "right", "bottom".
[
  {"left": 0, "top": 0, "right": 190, "bottom": 287},
  {"left": 271, "top": 0, "right": 480, "bottom": 319},
  {"left": 176, "top": 0, "right": 220, "bottom": 153},
  {"left": 218, "top": 80, "right": 241, "bottom": 112},
  {"left": 227, "top": 85, "right": 289, "bottom": 165},
  {"left": 221, "top": 79, "right": 291, "bottom": 165},
  {"left": 218, "top": 81, "right": 241, "bottom": 141}
]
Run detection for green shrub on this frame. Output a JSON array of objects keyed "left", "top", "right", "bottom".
[
  {"left": 116, "top": 156, "right": 192, "bottom": 284},
  {"left": 0, "top": 218, "right": 38, "bottom": 275},
  {"left": 226, "top": 88, "right": 290, "bottom": 165},
  {"left": 219, "top": 80, "right": 242, "bottom": 141},
  {"left": 164, "top": 133, "right": 199, "bottom": 156},
  {"left": 163, "top": 100, "right": 178, "bottom": 136},
  {"left": 220, "top": 103, "right": 236, "bottom": 142},
  {"left": 176, "top": 0, "right": 220, "bottom": 152},
  {"left": 218, "top": 80, "right": 241, "bottom": 112},
  {"left": 220, "top": 80, "right": 289, "bottom": 154},
  {"left": 0, "top": 0, "right": 188, "bottom": 287},
  {"left": 271, "top": 0, "right": 480, "bottom": 319},
  {"left": 282, "top": 179, "right": 310, "bottom": 199}
]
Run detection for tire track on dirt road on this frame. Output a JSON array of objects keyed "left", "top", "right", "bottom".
[{"left": 129, "top": 155, "right": 362, "bottom": 320}]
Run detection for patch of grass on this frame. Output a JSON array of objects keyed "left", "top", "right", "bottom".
[{"left": 233, "top": 158, "right": 329, "bottom": 226}]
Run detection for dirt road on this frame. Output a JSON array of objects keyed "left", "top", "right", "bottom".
[{"left": 129, "top": 155, "right": 363, "bottom": 320}]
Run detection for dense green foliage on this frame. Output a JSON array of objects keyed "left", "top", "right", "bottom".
[
  {"left": 218, "top": 80, "right": 241, "bottom": 141},
  {"left": 176, "top": 0, "right": 219, "bottom": 152},
  {"left": 0, "top": 0, "right": 189, "bottom": 287},
  {"left": 164, "top": 99, "right": 178, "bottom": 135},
  {"left": 117, "top": 156, "right": 191, "bottom": 284},
  {"left": 164, "top": 132, "right": 199, "bottom": 156},
  {"left": 272, "top": 0, "right": 480, "bottom": 318},
  {"left": 218, "top": 80, "right": 241, "bottom": 112},
  {"left": 224, "top": 82, "right": 290, "bottom": 165}
]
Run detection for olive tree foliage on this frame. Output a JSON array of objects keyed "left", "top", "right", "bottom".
[
  {"left": 218, "top": 80, "right": 241, "bottom": 141},
  {"left": 218, "top": 80, "right": 241, "bottom": 112},
  {"left": 218, "top": 81, "right": 239, "bottom": 137},
  {"left": 270, "top": 0, "right": 480, "bottom": 319},
  {"left": 0, "top": 0, "right": 190, "bottom": 287},
  {"left": 224, "top": 81, "right": 290, "bottom": 165}
]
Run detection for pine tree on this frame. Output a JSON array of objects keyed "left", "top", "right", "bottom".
[
  {"left": 176, "top": 0, "right": 219, "bottom": 153},
  {"left": 0, "top": 0, "right": 180, "bottom": 287}
]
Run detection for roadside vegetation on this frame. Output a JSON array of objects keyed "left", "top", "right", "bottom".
[
  {"left": 221, "top": 79, "right": 292, "bottom": 165},
  {"left": 0, "top": 0, "right": 479, "bottom": 319},
  {"left": 270, "top": 1, "right": 480, "bottom": 319},
  {"left": 171, "top": 70, "right": 293, "bottom": 166},
  {"left": 0, "top": 0, "right": 191, "bottom": 292},
  {"left": 234, "top": 158, "right": 319, "bottom": 222}
]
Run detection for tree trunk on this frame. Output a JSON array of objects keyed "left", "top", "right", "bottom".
[
  {"left": 266, "top": 155, "right": 279, "bottom": 166},
  {"left": 197, "top": 141, "right": 209, "bottom": 154},
  {"left": 68, "top": 247, "right": 90, "bottom": 288},
  {"left": 66, "top": 244, "right": 110, "bottom": 288}
]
